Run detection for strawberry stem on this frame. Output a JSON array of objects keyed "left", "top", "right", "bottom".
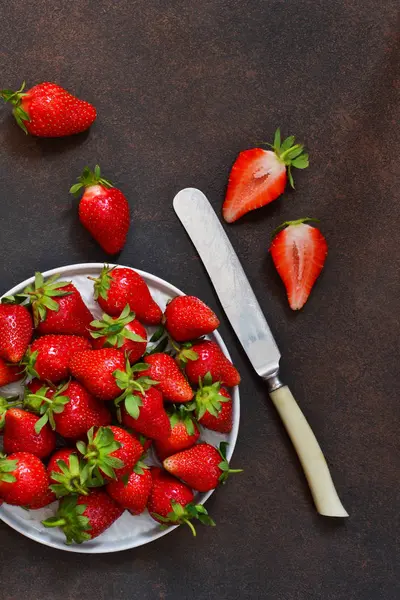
[{"left": 184, "top": 518, "right": 197, "bottom": 537}]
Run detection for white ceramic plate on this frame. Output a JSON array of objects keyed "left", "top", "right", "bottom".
[{"left": 0, "top": 263, "right": 240, "bottom": 553}]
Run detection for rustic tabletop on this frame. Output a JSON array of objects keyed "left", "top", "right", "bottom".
[{"left": 1, "top": 1, "right": 399, "bottom": 599}]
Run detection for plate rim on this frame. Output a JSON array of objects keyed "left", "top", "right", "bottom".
[{"left": 0, "top": 262, "right": 240, "bottom": 553}]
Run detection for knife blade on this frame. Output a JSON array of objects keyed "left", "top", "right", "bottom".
[{"left": 173, "top": 187, "right": 348, "bottom": 518}]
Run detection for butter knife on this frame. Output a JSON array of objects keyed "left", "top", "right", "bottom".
[{"left": 173, "top": 187, "right": 348, "bottom": 517}]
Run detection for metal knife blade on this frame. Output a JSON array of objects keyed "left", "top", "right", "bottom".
[{"left": 173, "top": 187, "right": 280, "bottom": 381}]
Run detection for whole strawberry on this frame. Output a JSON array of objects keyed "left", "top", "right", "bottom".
[
  {"left": 48, "top": 448, "right": 91, "bottom": 497},
  {"left": 163, "top": 442, "right": 242, "bottom": 492},
  {"left": 42, "top": 490, "right": 123, "bottom": 544},
  {"left": 0, "top": 358, "right": 22, "bottom": 387},
  {"left": 0, "top": 303, "right": 33, "bottom": 363},
  {"left": 107, "top": 462, "right": 152, "bottom": 515},
  {"left": 92, "top": 265, "right": 162, "bottom": 324},
  {"left": 90, "top": 305, "right": 147, "bottom": 364},
  {"left": 164, "top": 296, "right": 220, "bottom": 342},
  {"left": 22, "top": 334, "right": 91, "bottom": 383},
  {"left": 25, "top": 380, "right": 111, "bottom": 439},
  {"left": 70, "top": 165, "right": 130, "bottom": 255},
  {"left": 3, "top": 408, "right": 56, "bottom": 458},
  {"left": 22, "top": 272, "right": 93, "bottom": 337},
  {"left": 154, "top": 407, "right": 200, "bottom": 461},
  {"left": 69, "top": 348, "right": 125, "bottom": 401},
  {"left": 184, "top": 341, "right": 240, "bottom": 388},
  {"left": 0, "top": 81, "right": 96, "bottom": 137},
  {"left": 77, "top": 426, "right": 143, "bottom": 482},
  {"left": 0, "top": 452, "right": 50, "bottom": 507},
  {"left": 143, "top": 353, "right": 193, "bottom": 403},
  {"left": 147, "top": 467, "right": 214, "bottom": 536},
  {"left": 195, "top": 374, "right": 233, "bottom": 434},
  {"left": 120, "top": 387, "right": 171, "bottom": 441}
]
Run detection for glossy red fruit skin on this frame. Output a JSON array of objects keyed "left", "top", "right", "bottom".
[
  {"left": 143, "top": 353, "right": 193, "bottom": 403},
  {"left": 0, "top": 452, "right": 49, "bottom": 506},
  {"left": 164, "top": 296, "right": 220, "bottom": 342},
  {"left": 185, "top": 341, "right": 241, "bottom": 387},
  {"left": 154, "top": 420, "right": 200, "bottom": 461},
  {"left": 121, "top": 387, "right": 171, "bottom": 441},
  {"left": 0, "top": 358, "right": 22, "bottom": 386},
  {"left": 3, "top": 408, "right": 56, "bottom": 458},
  {"left": 147, "top": 467, "right": 194, "bottom": 524},
  {"left": 0, "top": 304, "right": 33, "bottom": 363},
  {"left": 21, "top": 83, "right": 96, "bottom": 137},
  {"left": 53, "top": 381, "right": 111, "bottom": 439},
  {"left": 28, "top": 487, "right": 56, "bottom": 509},
  {"left": 47, "top": 449, "right": 77, "bottom": 483},
  {"left": 102, "top": 426, "right": 143, "bottom": 479},
  {"left": 163, "top": 443, "right": 222, "bottom": 492},
  {"left": 78, "top": 490, "right": 124, "bottom": 539},
  {"left": 92, "top": 318, "right": 147, "bottom": 364},
  {"left": 97, "top": 268, "right": 162, "bottom": 324},
  {"left": 30, "top": 334, "right": 92, "bottom": 382},
  {"left": 107, "top": 468, "right": 152, "bottom": 515},
  {"left": 69, "top": 349, "right": 125, "bottom": 401},
  {"left": 198, "top": 388, "right": 233, "bottom": 434},
  {"left": 37, "top": 283, "right": 94, "bottom": 338}
]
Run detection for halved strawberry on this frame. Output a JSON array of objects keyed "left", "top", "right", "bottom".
[
  {"left": 222, "top": 129, "right": 309, "bottom": 223},
  {"left": 270, "top": 218, "right": 328, "bottom": 310}
]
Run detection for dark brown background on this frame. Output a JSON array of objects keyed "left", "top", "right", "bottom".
[{"left": 1, "top": 1, "right": 399, "bottom": 599}]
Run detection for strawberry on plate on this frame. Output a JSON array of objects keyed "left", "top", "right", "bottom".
[
  {"left": 270, "top": 218, "right": 328, "bottom": 310},
  {"left": 91, "top": 265, "right": 162, "bottom": 324},
  {"left": 70, "top": 165, "right": 130, "bottom": 255},
  {"left": 0, "top": 303, "right": 33, "bottom": 363},
  {"left": 106, "top": 462, "right": 152, "bottom": 515},
  {"left": 120, "top": 387, "right": 171, "bottom": 441},
  {"left": 0, "top": 452, "right": 50, "bottom": 507},
  {"left": 154, "top": 407, "right": 200, "bottom": 461},
  {"left": 184, "top": 340, "right": 240, "bottom": 388},
  {"left": 0, "top": 358, "right": 22, "bottom": 387},
  {"left": 143, "top": 353, "right": 193, "bottom": 403},
  {"left": 3, "top": 408, "right": 56, "bottom": 458},
  {"left": 0, "top": 81, "right": 96, "bottom": 137},
  {"left": 195, "top": 374, "right": 233, "bottom": 434},
  {"left": 42, "top": 490, "right": 123, "bottom": 544},
  {"left": 164, "top": 296, "right": 220, "bottom": 342},
  {"left": 90, "top": 305, "right": 147, "bottom": 364},
  {"left": 222, "top": 128, "right": 309, "bottom": 223},
  {"left": 69, "top": 348, "right": 125, "bottom": 401}
]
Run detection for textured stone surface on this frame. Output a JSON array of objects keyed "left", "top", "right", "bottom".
[{"left": 0, "top": 1, "right": 399, "bottom": 599}]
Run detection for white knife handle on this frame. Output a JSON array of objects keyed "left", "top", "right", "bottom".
[{"left": 269, "top": 385, "right": 349, "bottom": 517}]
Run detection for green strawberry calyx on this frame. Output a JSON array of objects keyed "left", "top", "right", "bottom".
[
  {"left": 24, "top": 381, "right": 70, "bottom": 433},
  {"left": 76, "top": 426, "right": 124, "bottom": 483},
  {"left": 217, "top": 441, "right": 243, "bottom": 484},
  {"left": 49, "top": 453, "right": 93, "bottom": 498},
  {"left": 172, "top": 340, "right": 199, "bottom": 368},
  {"left": 152, "top": 500, "right": 215, "bottom": 537},
  {"left": 264, "top": 128, "right": 309, "bottom": 189},
  {"left": 193, "top": 373, "right": 229, "bottom": 420},
  {"left": 42, "top": 495, "right": 91, "bottom": 545},
  {"left": 70, "top": 164, "right": 113, "bottom": 197},
  {"left": 0, "top": 453, "right": 18, "bottom": 483},
  {"left": 22, "top": 272, "right": 72, "bottom": 328},
  {"left": 89, "top": 264, "right": 115, "bottom": 302},
  {"left": 0, "top": 81, "right": 31, "bottom": 134},
  {"left": 90, "top": 305, "right": 146, "bottom": 348},
  {"left": 113, "top": 358, "right": 159, "bottom": 422}
]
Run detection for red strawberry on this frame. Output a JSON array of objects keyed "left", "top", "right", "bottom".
[
  {"left": 147, "top": 467, "right": 214, "bottom": 535},
  {"left": 120, "top": 387, "right": 171, "bottom": 441},
  {"left": 0, "top": 452, "right": 49, "bottom": 507},
  {"left": 184, "top": 341, "right": 240, "bottom": 388},
  {"left": 25, "top": 380, "right": 111, "bottom": 439},
  {"left": 163, "top": 442, "right": 242, "bottom": 492},
  {"left": 106, "top": 462, "right": 152, "bottom": 515},
  {"left": 164, "top": 296, "right": 220, "bottom": 342},
  {"left": 22, "top": 334, "right": 91, "bottom": 383},
  {"left": 42, "top": 490, "right": 123, "bottom": 544},
  {"left": 48, "top": 448, "right": 91, "bottom": 497},
  {"left": 91, "top": 265, "right": 162, "bottom": 324},
  {"left": 90, "top": 305, "right": 147, "bottom": 364},
  {"left": 222, "top": 129, "right": 309, "bottom": 223},
  {"left": 22, "top": 272, "right": 93, "bottom": 337},
  {"left": 0, "top": 358, "right": 22, "bottom": 387},
  {"left": 154, "top": 408, "right": 200, "bottom": 461},
  {"left": 0, "top": 303, "right": 32, "bottom": 363},
  {"left": 195, "top": 375, "right": 233, "bottom": 434},
  {"left": 69, "top": 348, "right": 125, "bottom": 401},
  {"left": 28, "top": 486, "right": 56, "bottom": 509},
  {"left": 143, "top": 353, "right": 193, "bottom": 403},
  {"left": 3, "top": 408, "right": 56, "bottom": 458},
  {"left": 70, "top": 165, "right": 130, "bottom": 255},
  {"left": 77, "top": 426, "right": 143, "bottom": 482},
  {"left": 0, "top": 82, "right": 96, "bottom": 137},
  {"left": 0, "top": 395, "right": 21, "bottom": 431},
  {"left": 270, "top": 218, "right": 328, "bottom": 310}
]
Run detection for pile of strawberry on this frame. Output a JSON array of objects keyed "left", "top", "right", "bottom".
[{"left": 0, "top": 266, "right": 241, "bottom": 544}]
